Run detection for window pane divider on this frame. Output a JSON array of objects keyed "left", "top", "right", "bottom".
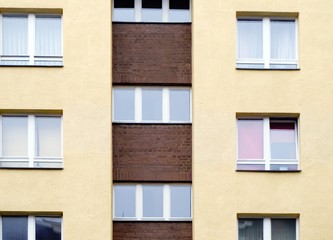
[
  {"left": 28, "top": 216, "right": 35, "bottom": 240},
  {"left": 28, "top": 115, "right": 35, "bottom": 167},
  {"left": 28, "top": 14, "right": 35, "bottom": 65},
  {"left": 164, "top": 185, "right": 170, "bottom": 220},
  {"left": 263, "top": 118, "right": 270, "bottom": 170},
  {"left": 136, "top": 184, "right": 143, "bottom": 220}
]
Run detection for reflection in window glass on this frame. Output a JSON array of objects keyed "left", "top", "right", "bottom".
[
  {"left": 270, "top": 122, "right": 296, "bottom": 160},
  {"left": 114, "top": 0, "right": 135, "bottom": 8},
  {"left": 2, "top": 216, "right": 28, "bottom": 240},
  {"left": 36, "top": 117, "right": 61, "bottom": 157},
  {"left": 36, "top": 217, "right": 61, "bottom": 240},
  {"left": 2, "top": 116, "right": 28, "bottom": 156},
  {"left": 170, "top": 89, "right": 190, "bottom": 121},
  {"left": 238, "top": 218, "right": 263, "bottom": 240},
  {"left": 142, "top": 89, "right": 162, "bottom": 121},
  {"left": 143, "top": 185, "right": 163, "bottom": 217},
  {"left": 114, "top": 88, "right": 135, "bottom": 121},
  {"left": 169, "top": 0, "right": 190, "bottom": 9},
  {"left": 114, "top": 185, "right": 136, "bottom": 218},
  {"left": 142, "top": 0, "right": 162, "bottom": 8},
  {"left": 170, "top": 186, "right": 191, "bottom": 218}
]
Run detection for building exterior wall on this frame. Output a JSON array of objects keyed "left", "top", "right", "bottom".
[{"left": 193, "top": 0, "right": 333, "bottom": 239}]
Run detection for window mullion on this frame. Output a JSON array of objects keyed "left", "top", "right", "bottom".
[
  {"left": 162, "top": 0, "right": 168, "bottom": 22},
  {"left": 263, "top": 118, "right": 271, "bottom": 170},
  {"left": 0, "top": 116, "right": 2, "bottom": 157},
  {"left": 136, "top": 184, "right": 143, "bottom": 220},
  {"left": 135, "top": 88, "right": 142, "bottom": 122},
  {"left": 0, "top": 15, "right": 2, "bottom": 60},
  {"left": 263, "top": 218, "right": 271, "bottom": 240},
  {"left": 163, "top": 184, "right": 170, "bottom": 220},
  {"left": 28, "top": 115, "right": 35, "bottom": 167},
  {"left": 28, "top": 216, "right": 35, "bottom": 240},
  {"left": 162, "top": 88, "right": 169, "bottom": 123},
  {"left": 135, "top": 0, "right": 141, "bottom": 22},
  {"left": 263, "top": 18, "right": 270, "bottom": 68},
  {"left": 28, "top": 14, "right": 35, "bottom": 65}
]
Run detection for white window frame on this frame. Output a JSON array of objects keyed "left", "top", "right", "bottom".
[
  {"left": 238, "top": 217, "right": 298, "bottom": 240},
  {"left": 0, "top": 215, "right": 62, "bottom": 240},
  {"left": 0, "top": 13, "right": 63, "bottom": 66},
  {"left": 236, "top": 17, "right": 298, "bottom": 69},
  {"left": 236, "top": 117, "right": 299, "bottom": 171},
  {"left": 112, "top": 86, "right": 192, "bottom": 123},
  {"left": 113, "top": 183, "right": 192, "bottom": 221},
  {"left": 112, "top": 0, "right": 191, "bottom": 22},
  {"left": 0, "top": 114, "right": 63, "bottom": 168}
]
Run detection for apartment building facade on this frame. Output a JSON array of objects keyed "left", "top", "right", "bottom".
[{"left": 0, "top": 0, "right": 332, "bottom": 239}]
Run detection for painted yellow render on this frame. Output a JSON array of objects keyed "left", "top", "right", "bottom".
[
  {"left": 193, "top": 0, "right": 333, "bottom": 239},
  {"left": 0, "top": 0, "right": 112, "bottom": 240}
]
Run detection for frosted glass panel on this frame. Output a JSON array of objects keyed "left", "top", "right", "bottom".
[
  {"left": 35, "top": 16, "right": 62, "bottom": 56},
  {"left": 113, "top": 9, "right": 135, "bottom": 22},
  {"left": 2, "top": 216, "right": 28, "bottom": 240},
  {"left": 169, "top": 10, "right": 191, "bottom": 22},
  {"left": 2, "top": 15, "right": 28, "bottom": 56},
  {"left": 142, "top": 89, "right": 162, "bottom": 121},
  {"left": 36, "top": 217, "right": 62, "bottom": 240},
  {"left": 114, "top": 88, "right": 135, "bottom": 121},
  {"left": 2, "top": 116, "right": 28, "bottom": 156},
  {"left": 170, "top": 186, "right": 191, "bottom": 218},
  {"left": 143, "top": 185, "right": 163, "bottom": 217},
  {"left": 35, "top": 116, "right": 61, "bottom": 157},
  {"left": 114, "top": 185, "right": 136, "bottom": 218},
  {"left": 142, "top": 9, "right": 163, "bottom": 22},
  {"left": 170, "top": 89, "right": 190, "bottom": 121},
  {"left": 271, "top": 20, "right": 296, "bottom": 60}
]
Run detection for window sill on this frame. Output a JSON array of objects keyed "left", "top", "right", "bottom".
[
  {"left": 0, "top": 167, "right": 63, "bottom": 170},
  {"left": 236, "top": 169, "right": 301, "bottom": 173},
  {"left": 0, "top": 65, "right": 64, "bottom": 68},
  {"left": 236, "top": 67, "right": 300, "bottom": 71},
  {"left": 112, "top": 122, "right": 192, "bottom": 125},
  {"left": 113, "top": 219, "right": 192, "bottom": 222}
]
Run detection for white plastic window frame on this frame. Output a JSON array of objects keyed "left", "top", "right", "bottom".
[
  {"left": 236, "top": 17, "right": 298, "bottom": 69},
  {"left": 112, "top": 86, "right": 192, "bottom": 124},
  {"left": 112, "top": 0, "right": 191, "bottom": 22},
  {"left": 236, "top": 117, "right": 299, "bottom": 171},
  {"left": 0, "top": 114, "right": 63, "bottom": 168},
  {"left": 238, "top": 217, "right": 299, "bottom": 240},
  {"left": 113, "top": 183, "right": 192, "bottom": 221},
  {"left": 0, "top": 13, "right": 63, "bottom": 66},
  {"left": 0, "top": 215, "right": 63, "bottom": 240}
]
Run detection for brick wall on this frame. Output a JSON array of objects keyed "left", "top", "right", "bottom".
[
  {"left": 113, "top": 124, "right": 192, "bottom": 181},
  {"left": 113, "top": 222, "right": 192, "bottom": 240},
  {"left": 112, "top": 23, "right": 191, "bottom": 85}
]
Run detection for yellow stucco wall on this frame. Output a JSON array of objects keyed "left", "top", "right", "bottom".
[
  {"left": 0, "top": 0, "right": 112, "bottom": 239},
  {"left": 193, "top": 0, "right": 333, "bottom": 239}
]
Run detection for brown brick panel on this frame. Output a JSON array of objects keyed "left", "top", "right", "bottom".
[
  {"left": 113, "top": 222, "right": 192, "bottom": 240},
  {"left": 113, "top": 124, "right": 192, "bottom": 181},
  {"left": 112, "top": 23, "right": 191, "bottom": 85}
]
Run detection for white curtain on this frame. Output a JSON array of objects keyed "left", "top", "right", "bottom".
[
  {"left": 270, "top": 20, "right": 295, "bottom": 60},
  {"left": 2, "top": 15, "right": 28, "bottom": 56},
  {"left": 237, "top": 20, "right": 263, "bottom": 59},
  {"left": 35, "top": 16, "right": 61, "bottom": 56}
]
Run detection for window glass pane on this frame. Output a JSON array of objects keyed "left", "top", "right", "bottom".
[
  {"left": 142, "top": 9, "right": 163, "bottom": 22},
  {"left": 113, "top": 9, "right": 136, "bottom": 21},
  {"left": 114, "top": 88, "right": 135, "bottom": 121},
  {"left": 238, "top": 219, "right": 263, "bottom": 240},
  {"left": 271, "top": 219, "right": 296, "bottom": 240},
  {"left": 114, "top": 185, "right": 136, "bottom": 218},
  {"left": 170, "top": 186, "right": 191, "bottom": 218},
  {"left": 237, "top": 19, "right": 263, "bottom": 59},
  {"left": 142, "top": 0, "right": 162, "bottom": 8},
  {"left": 237, "top": 164, "right": 265, "bottom": 171},
  {"left": 142, "top": 89, "right": 162, "bottom": 121},
  {"left": 169, "top": 0, "right": 190, "bottom": 9},
  {"left": 2, "top": 15, "right": 28, "bottom": 56},
  {"left": 36, "top": 217, "right": 62, "bottom": 240},
  {"left": 143, "top": 185, "right": 163, "bottom": 217},
  {"left": 270, "top": 20, "right": 296, "bottom": 60},
  {"left": 114, "top": 0, "right": 134, "bottom": 8},
  {"left": 2, "top": 116, "right": 28, "bottom": 156},
  {"left": 169, "top": 10, "right": 191, "bottom": 22},
  {"left": 35, "top": 16, "right": 62, "bottom": 57},
  {"left": 35, "top": 116, "right": 62, "bottom": 157},
  {"left": 2, "top": 216, "right": 28, "bottom": 240},
  {"left": 270, "top": 121, "right": 296, "bottom": 159},
  {"left": 170, "top": 89, "right": 190, "bottom": 121},
  {"left": 270, "top": 164, "right": 298, "bottom": 171},
  {"left": 238, "top": 119, "right": 264, "bottom": 159}
]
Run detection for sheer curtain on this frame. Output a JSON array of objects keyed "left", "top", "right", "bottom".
[
  {"left": 2, "top": 15, "right": 28, "bottom": 56},
  {"left": 237, "top": 20, "right": 263, "bottom": 59},
  {"left": 35, "top": 16, "right": 62, "bottom": 57},
  {"left": 271, "top": 219, "right": 296, "bottom": 240},
  {"left": 270, "top": 20, "right": 296, "bottom": 60},
  {"left": 238, "top": 219, "right": 263, "bottom": 240}
]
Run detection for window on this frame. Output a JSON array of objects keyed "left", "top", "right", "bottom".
[
  {"left": 113, "top": 87, "right": 191, "bottom": 123},
  {"left": 238, "top": 218, "right": 297, "bottom": 240},
  {"left": 0, "top": 114, "right": 63, "bottom": 168},
  {"left": 237, "top": 117, "right": 298, "bottom": 171},
  {"left": 112, "top": 0, "right": 191, "bottom": 22},
  {"left": 1, "top": 215, "right": 62, "bottom": 240},
  {"left": 1, "top": 14, "right": 63, "bottom": 66},
  {"left": 113, "top": 184, "right": 192, "bottom": 221},
  {"left": 237, "top": 17, "right": 298, "bottom": 69}
]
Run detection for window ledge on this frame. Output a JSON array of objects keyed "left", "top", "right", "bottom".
[
  {"left": 236, "top": 67, "right": 300, "bottom": 71},
  {"left": 113, "top": 219, "right": 192, "bottom": 222},
  {"left": 0, "top": 65, "right": 64, "bottom": 68},
  {"left": 112, "top": 122, "right": 192, "bottom": 125},
  {"left": 236, "top": 170, "right": 301, "bottom": 173},
  {"left": 0, "top": 167, "right": 63, "bottom": 170}
]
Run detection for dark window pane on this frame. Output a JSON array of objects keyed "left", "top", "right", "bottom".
[
  {"left": 238, "top": 218, "right": 263, "bottom": 240},
  {"left": 3, "top": 216, "right": 28, "bottom": 240},
  {"left": 170, "top": 0, "right": 190, "bottom": 9},
  {"left": 36, "top": 217, "right": 62, "bottom": 240},
  {"left": 142, "top": 0, "right": 162, "bottom": 8},
  {"left": 114, "top": 0, "right": 134, "bottom": 8},
  {"left": 271, "top": 219, "right": 296, "bottom": 240}
]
